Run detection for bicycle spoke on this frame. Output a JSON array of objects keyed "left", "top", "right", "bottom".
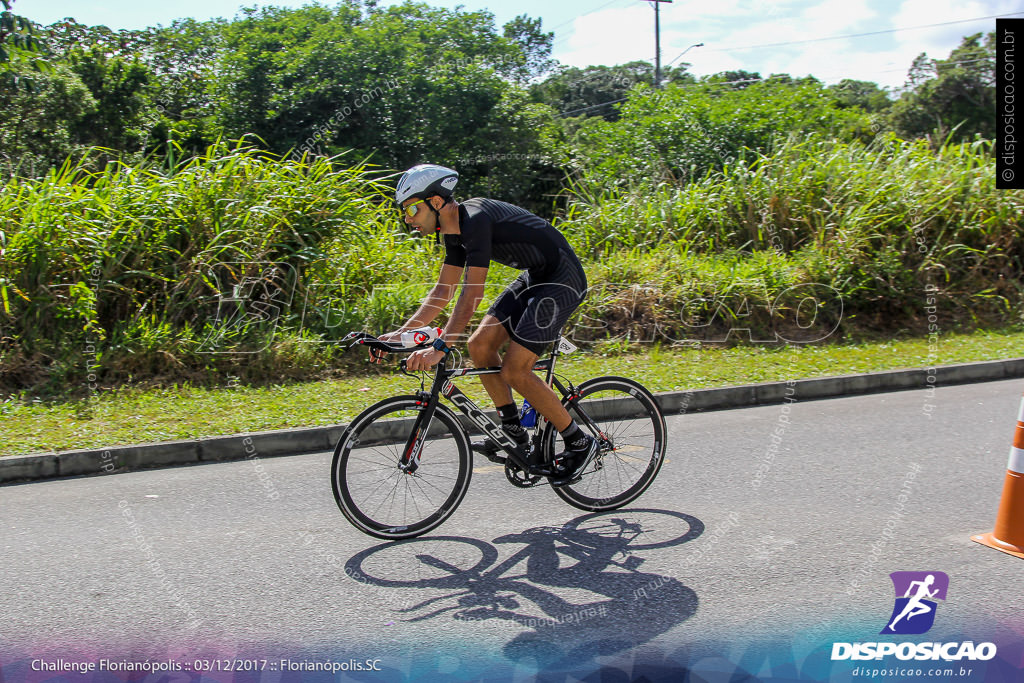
[
  {"left": 346, "top": 464, "right": 401, "bottom": 477},
  {"left": 369, "top": 475, "right": 404, "bottom": 519},
  {"left": 333, "top": 398, "right": 472, "bottom": 538},
  {"left": 412, "top": 473, "right": 457, "bottom": 496},
  {"left": 408, "top": 475, "right": 438, "bottom": 515},
  {"left": 549, "top": 379, "right": 666, "bottom": 511}
]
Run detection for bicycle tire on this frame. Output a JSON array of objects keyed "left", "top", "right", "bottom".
[
  {"left": 540, "top": 376, "right": 667, "bottom": 511},
  {"left": 331, "top": 396, "right": 472, "bottom": 540}
]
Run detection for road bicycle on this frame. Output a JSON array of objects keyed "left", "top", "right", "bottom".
[{"left": 331, "top": 332, "right": 667, "bottom": 540}]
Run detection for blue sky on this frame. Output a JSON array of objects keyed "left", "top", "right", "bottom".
[{"left": 18, "top": 0, "right": 1023, "bottom": 89}]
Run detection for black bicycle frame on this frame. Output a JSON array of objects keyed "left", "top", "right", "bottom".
[{"left": 399, "top": 354, "right": 583, "bottom": 476}]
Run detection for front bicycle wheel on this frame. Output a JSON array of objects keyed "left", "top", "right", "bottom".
[
  {"left": 540, "top": 376, "right": 667, "bottom": 511},
  {"left": 331, "top": 396, "right": 472, "bottom": 540}
]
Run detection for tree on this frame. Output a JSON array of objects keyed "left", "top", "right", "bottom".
[
  {"left": 0, "top": 63, "right": 96, "bottom": 174},
  {"left": 132, "top": 18, "right": 226, "bottom": 156},
  {"left": 532, "top": 61, "right": 692, "bottom": 121},
  {"left": 205, "top": 1, "right": 559, "bottom": 210},
  {"left": 0, "top": 0, "right": 565, "bottom": 206},
  {"left": 566, "top": 76, "right": 872, "bottom": 186},
  {"left": 829, "top": 79, "right": 891, "bottom": 112},
  {"left": 502, "top": 14, "right": 554, "bottom": 83},
  {"left": 888, "top": 32, "right": 995, "bottom": 142},
  {"left": 67, "top": 47, "right": 152, "bottom": 151},
  {"left": 1, "top": 0, "right": 48, "bottom": 92}
]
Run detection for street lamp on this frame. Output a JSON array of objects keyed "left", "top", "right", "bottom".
[
  {"left": 663, "top": 41, "right": 704, "bottom": 84},
  {"left": 668, "top": 42, "right": 704, "bottom": 66},
  {"left": 665, "top": 42, "right": 704, "bottom": 83}
]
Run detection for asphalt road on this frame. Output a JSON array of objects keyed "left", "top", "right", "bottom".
[{"left": 2, "top": 378, "right": 1022, "bottom": 680}]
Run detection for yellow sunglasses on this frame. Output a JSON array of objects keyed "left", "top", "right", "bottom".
[{"left": 401, "top": 199, "right": 426, "bottom": 218}]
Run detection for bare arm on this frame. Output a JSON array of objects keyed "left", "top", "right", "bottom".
[
  {"left": 441, "top": 266, "right": 489, "bottom": 342},
  {"left": 395, "top": 264, "right": 463, "bottom": 332}
]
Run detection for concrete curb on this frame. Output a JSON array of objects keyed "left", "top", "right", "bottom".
[{"left": 3, "top": 357, "right": 1022, "bottom": 485}]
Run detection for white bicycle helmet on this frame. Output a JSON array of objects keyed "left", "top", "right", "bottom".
[{"left": 395, "top": 164, "right": 459, "bottom": 206}]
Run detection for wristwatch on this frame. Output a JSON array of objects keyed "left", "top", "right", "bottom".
[{"left": 432, "top": 337, "right": 452, "bottom": 354}]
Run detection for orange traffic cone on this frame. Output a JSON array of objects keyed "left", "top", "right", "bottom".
[{"left": 972, "top": 391, "right": 1024, "bottom": 559}]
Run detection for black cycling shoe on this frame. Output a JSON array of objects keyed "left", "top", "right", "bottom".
[
  {"left": 471, "top": 428, "right": 530, "bottom": 462},
  {"left": 548, "top": 436, "right": 598, "bottom": 487},
  {"left": 471, "top": 439, "right": 501, "bottom": 454}
]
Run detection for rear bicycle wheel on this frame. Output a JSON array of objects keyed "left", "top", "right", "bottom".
[
  {"left": 541, "top": 376, "right": 667, "bottom": 511},
  {"left": 331, "top": 396, "right": 472, "bottom": 540}
]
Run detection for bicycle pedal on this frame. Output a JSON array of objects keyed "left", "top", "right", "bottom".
[
  {"left": 527, "top": 464, "right": 555, "bottom": 477},
  {"left": 549, "top": 473, "right": 583, "bottom": 487},
  {"left": 471, "top": 440, "right": 506, "bottom": 464},
  {"left": 471, "top": 439, "right": 499, "bottom": 454}
]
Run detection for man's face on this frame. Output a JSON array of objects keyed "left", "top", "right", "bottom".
[{"left": 401, "top": 197, "right": 437, "bottom": 237}]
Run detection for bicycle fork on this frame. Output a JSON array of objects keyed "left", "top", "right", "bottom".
[{"left": 398, "top": 390, "right": 441, "bottom": 474}]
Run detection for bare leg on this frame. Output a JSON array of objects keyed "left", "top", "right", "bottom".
[
  {"left": 467, "top": 315, "right": 514, "bottom": 409},
  {"left": 499, "top": 342, "right": 573, "bottom": 432}
]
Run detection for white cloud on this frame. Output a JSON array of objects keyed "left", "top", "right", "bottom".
[
  {"left": 854, "top": 0, "right": 1016, "bottom": 88},
  {"left": 893, "top": 0, "right": 1015, "bottom": 57},
  {"left": 557, "top": 5, "right": 653, "bottom": 68},
  {"left": 801, "top": 0, "right": 878, "bottom": 35}
]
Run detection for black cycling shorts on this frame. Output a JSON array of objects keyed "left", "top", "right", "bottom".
[{"left": 487, "top": 249, "right": 588, "bottom": 355}]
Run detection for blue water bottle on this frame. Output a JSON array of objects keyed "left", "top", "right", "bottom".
[{"left": 520, "top": 399, "right": 537, "bottom": 428}]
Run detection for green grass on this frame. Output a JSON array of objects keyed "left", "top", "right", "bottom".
[{"left": 3, "top": 327, "right": 1022, "bottom": 457}]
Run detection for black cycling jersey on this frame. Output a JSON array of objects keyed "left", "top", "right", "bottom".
[{"left": 443, "top": 198, "right": 576, "bottom": 278}]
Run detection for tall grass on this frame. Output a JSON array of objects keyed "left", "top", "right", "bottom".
[
  {"left": 1, "top": 134, "right": 1021, "bottom": 396},
  {"left": 559, "top": 134, "right": 1023, "bottom": 333},
  {"left": 0, "top": 140, "right": 435, "bottom": 393}
]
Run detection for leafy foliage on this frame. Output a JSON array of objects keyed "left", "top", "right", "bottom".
[
  {"left": 1, "top": 0, "right": 52, "bottom": 95},
  {"left": 207, "top": 1, "right": 558, "bottom": 208},
  {"left": 0, "top": 3, "right": 1016, "bottom": 397},
  {"left": 828, "top": 79, "right": 892, "bottom": 112},
  {"left": 560, "top": 135, "right": 1023, "bottom": 337},
  {"left": 2, "top": 135, "right": 1020, "bottom": 395},
  {"left": 0, "top": 62, "right": 96, "bottom": 174},
  {"left": 564, "top": 77, "right": 873, "bottom": 186},
  {"left": 888, "top": 33, "right": 996, "bottom": 142},
  {"left": 530, "top": 61, "right": 693, "bottom": 120},
  {"left": 0, "top": 142, "right": 411, "bottom": 392}
]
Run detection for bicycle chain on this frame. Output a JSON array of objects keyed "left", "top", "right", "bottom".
[{"left": 504, "top": 460, "right": 543, "bottom": 488}]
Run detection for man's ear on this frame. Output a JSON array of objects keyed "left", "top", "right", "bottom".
[{"left": 430, "top": 196, "right": 446, "bottom": 210}]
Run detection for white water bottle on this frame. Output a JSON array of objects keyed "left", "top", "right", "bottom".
[{"left": 400, "top": 326, "right": 442, "bottom": 347}]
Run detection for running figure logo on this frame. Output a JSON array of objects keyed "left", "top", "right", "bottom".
[{"left": 881, "top": 571, "right": 949, "bottom": 635}]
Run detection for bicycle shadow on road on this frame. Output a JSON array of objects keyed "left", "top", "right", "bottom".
[{"left": 344, "top": 508, "right": 703, "bottom": 669}]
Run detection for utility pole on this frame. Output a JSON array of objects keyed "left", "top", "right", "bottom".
[{"left": 644, "top": 0, "right": 673, "bottom": 88}]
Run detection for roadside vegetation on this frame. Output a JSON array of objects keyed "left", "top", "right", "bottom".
[
  {"left": 3, "top": 327, "right": 1022, "bottom": 457},
  {"left": 3, "top": 134, "right": 1019, "bottom": 398},
  {"left": 1, "top": 1, "right": 1020, "bottom": 423}
]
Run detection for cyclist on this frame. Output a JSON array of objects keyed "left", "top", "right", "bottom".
[{"left": 378, "top": 163, "right": 594, "bottom": 486}]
